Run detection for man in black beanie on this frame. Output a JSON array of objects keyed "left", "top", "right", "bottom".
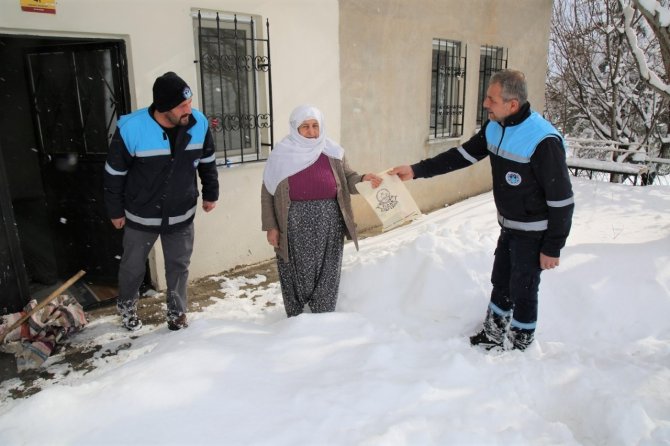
[{"left": 103, "top": 71, "right": 219, "bottom": 332}]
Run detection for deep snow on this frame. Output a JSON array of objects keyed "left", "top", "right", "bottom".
[{"left": 0, "top": 178, "right": 668, "bottom": 445}]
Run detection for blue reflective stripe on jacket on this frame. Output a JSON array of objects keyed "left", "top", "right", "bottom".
[
  {"left": 410, "top": 103, "right": 574, "bottom": 257},
  {"left": 119, "top": 107, "right": 208, "bottom": 157},
  {"left": 485, "top": 112, "right": 564, "bottom": 163},
  {"left": 103, "top": 107, "right": 219, "bottom": 233}
]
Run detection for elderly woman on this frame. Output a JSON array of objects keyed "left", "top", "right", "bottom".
[{"left": 261, "top": 105, "right": 381, "bottom": 317}]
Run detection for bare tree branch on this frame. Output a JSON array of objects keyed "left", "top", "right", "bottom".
[
  {"left": 618, "top": 0, "right": 670, "bottom": 98},
  {"left": 547, "top": 0, "right": 667, "bottom": 150}
]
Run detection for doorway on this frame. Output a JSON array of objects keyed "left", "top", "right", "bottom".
[{"left": 0, "top": 35, "right": 131, "bottom": 311}]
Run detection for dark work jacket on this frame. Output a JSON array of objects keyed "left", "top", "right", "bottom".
[
  {"left": 412, "top": 102, "right": 574, "bottom": 257},
  {"left": 103, "top": 106, "right": 219, "bottom": 233}
]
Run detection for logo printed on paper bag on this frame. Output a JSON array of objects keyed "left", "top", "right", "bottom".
[{"left": 376, "top": 188, "right": 398, "bottom": 212}]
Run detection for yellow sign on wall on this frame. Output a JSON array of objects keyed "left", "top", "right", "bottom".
[{"left": 20, "top": 0, "right": 56, "bottom": 14}]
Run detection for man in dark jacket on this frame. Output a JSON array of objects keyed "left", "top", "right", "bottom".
[
  {"left": 390, "top": 69, "right": 574, "bottom": 351},
  {"left": 104, "top": 72, "right": 219, "bottom": 331}
]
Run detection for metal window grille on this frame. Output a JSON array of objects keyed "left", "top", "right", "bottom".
[
  {"left": 430, "top": 39, "right": 467, "bottom": 139},
  {"left": 194, "top": 11, "right": 273, "bottom": 165},
  {"left": 476, "top": 45, "right": 508, "bottom": 126}
]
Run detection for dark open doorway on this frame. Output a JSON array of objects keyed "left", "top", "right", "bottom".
[{"left": 0, "top": 35, "right": 131, "bottom": 312}]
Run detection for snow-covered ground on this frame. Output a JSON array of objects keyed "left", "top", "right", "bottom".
[{"left": 0, "top": 178, "right": 668, "bottom": 445}]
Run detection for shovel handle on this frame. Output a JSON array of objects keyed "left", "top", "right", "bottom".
[{"left": 0, "top": 270, "right": 86, "bottom": 344}]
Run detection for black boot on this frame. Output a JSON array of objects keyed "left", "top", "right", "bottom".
[
  {"left": 167, "top": 313, "right": 189, "bottom": 331},
  {"left": 508, "top": 327, "right": 534, "bottom": 351},
  {"left": 118, "top": 302, "right": 142, "bottom": 331},
  {"left": 471, "top": 308, "right": 510, "bottom": 350},
  {"left": 469, "top": 329, "right": 502, "bottom": 350}
]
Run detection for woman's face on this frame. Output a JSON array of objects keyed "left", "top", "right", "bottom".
[{"left": 297, "top": 119, "right": 320, "bottom": 139}]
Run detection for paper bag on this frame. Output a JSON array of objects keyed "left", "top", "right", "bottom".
[{"left": 356, "top": 171, "right": 421, "bottom": 231}]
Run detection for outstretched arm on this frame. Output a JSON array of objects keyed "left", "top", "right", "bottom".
[
  {"left": 390, "top": 126, "right": 489, "bottom": 180},
  {"left": 387, "top": 165, "right": 415, "bottom": 181},
  {"left": 362, "top": 173, "right": 383, "bottom": 188}
]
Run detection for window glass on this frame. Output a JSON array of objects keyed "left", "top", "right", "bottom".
[
  {"left": 194, "top": 11, "right": 272, "bottom": 165},
  {"left": 477, "top": 45, "right": 508, "bottom": 126},
  {"left": 430, "top": 39, "right": 466, "bottom": 139}
]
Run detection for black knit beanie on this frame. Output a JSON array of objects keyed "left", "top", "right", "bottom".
[{"left": 152, "top": 72, "right": 193, "bottom": 112}]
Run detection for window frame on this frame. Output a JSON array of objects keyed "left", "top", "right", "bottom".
[
  {"left": 192, "top": 10, "right": 273, "bottom": 166},
  {"left": 429, "top": 38, "right": 467, "bottom": 140},
  {"left": 476, "top": 45, "right": 508, "bottom": 126}
]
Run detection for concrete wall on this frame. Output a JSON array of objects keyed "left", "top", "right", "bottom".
[
  {"left": 339, "top": 0, "right": 554, "bottom": 229},
  {"left": 0, "top": 0, "right": 553, "bottom": 289}
]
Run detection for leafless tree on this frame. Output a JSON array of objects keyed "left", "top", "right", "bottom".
[
  {"left": 618, "top": 0, "right": 670, "bottom": 98},
  {"left": 617, "top": 0, "right": 670, "bottom": 170},
  {"left": 547, "top": 0, "right": 666, "bottom": 145},
  {"left": 546, "top": 0, "right": 670, "bottom": 184}
]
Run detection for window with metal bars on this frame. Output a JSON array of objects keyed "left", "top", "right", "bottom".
[
  {"left": 430, "top": 39, "right": 467, "bottom": 139},
  {"left": 193, "top": 10, "right": 273, "bottom": 165},
  {"left": 476, "top": 45, "right": 508, "bottom": 126}
]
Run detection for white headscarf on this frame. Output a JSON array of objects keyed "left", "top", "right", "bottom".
[{"left": 262, "top": 105, "right": 345, "bottom": 195}]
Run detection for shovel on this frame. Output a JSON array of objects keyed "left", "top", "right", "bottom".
[{"left": 0, "top": 269, "right": 86, "bottom": 344}]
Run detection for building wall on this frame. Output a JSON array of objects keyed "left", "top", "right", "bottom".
[
  {"left": 0, "top": 0, "right": 340, "bottom": 289},
  {"left": 0, "top": 0, "right": 553, "bottom": 289},
  {"left": 339, "top": 0, "right": 554, "bottom": 228}
]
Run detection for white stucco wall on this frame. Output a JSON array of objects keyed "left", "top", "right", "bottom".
[
  {"left": 1, "top": 0, "right": 554, "bottom": 290},
  {"left": 0, "top": 0, "right": 341, "bottom": 289}
]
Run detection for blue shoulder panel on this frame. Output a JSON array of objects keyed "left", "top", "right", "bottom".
[
  {"left": 187, "top": 109, "right": 208, "bottom": 148},
  {"left": 486, "top": 112, "right": 563, "bottom": 163},
  {"left": 118, "top": 108, "right": 170, "bottom": 157}
]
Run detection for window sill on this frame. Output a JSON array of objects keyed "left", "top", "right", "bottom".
[
  {"left": 214, "top": 146, "right": 270, "bottom": 167},
  {"left": 427, "top": 135, "right": 462, "bottom": 145},
  {"left": 215, "top": 156, "right": 267, "bottom": 168}
]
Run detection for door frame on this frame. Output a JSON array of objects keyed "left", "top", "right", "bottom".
[
  {"left": 0, "top": 139, "right": 30, "bottom": 310},
  {"left": 0, "top": 33, "right": 131, "bottom": 310}
]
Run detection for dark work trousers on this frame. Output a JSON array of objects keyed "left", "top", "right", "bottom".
[
  {"left": 488, "top": 228, "right": 543, "bottom": 334},
  {"left": 117, "top": 223, "right": 194, "bottom": 320}
]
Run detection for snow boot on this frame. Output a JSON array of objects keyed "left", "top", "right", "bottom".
[
  {"left": 118, "top": 301, "right": 142, "bottom": 331},
  {"left": 167, "top": 313, "right": 188, "bottom": 331},
  {"left": 484, "top": 308, "right": 510, "bottom": 341},
  {"left": 507, "top": 327, "right": 535, "bottom": 351},
  {"left": 469, "top": 329, "right": 502, "bottom": 350},
  {"left": 471, "top": 307, "right": 511, "bottom": 350},
  {"left": 121, "top": 312, "right": 142, "bottom": 331}
]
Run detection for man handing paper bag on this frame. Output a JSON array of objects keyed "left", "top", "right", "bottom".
[{"left": 356, "top": 170, "right": 421, "bottom": 231}]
